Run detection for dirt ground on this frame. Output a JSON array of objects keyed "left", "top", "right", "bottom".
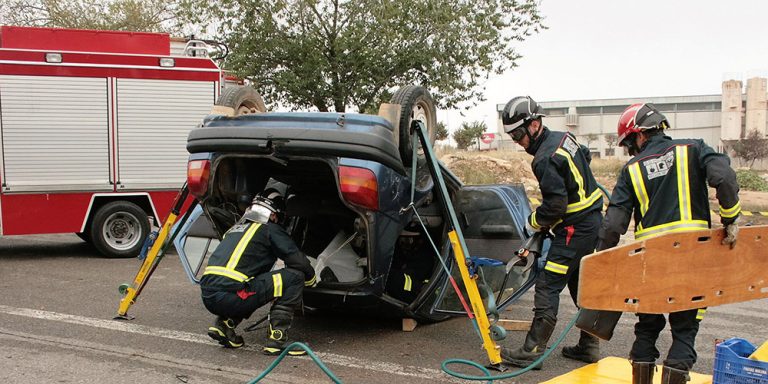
[{"left": 439, "top": 150, "right": 768, "bottom": 226}]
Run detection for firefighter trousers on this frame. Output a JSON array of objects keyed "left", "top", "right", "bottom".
[
  {"left": 630, "top": 309, "right": 702, "bottom": 371},
  {"left": 201, "top": 268, "right": 304, "bottom": 321},
  {"left": 532, "top": 210, "right": 601, "bottom": 323}
]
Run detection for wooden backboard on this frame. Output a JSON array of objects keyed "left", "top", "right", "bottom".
[{"left": 578, "top": 225, "right": 768, "bottom": 314}]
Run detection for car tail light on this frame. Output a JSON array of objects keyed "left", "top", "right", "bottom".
[
  {"left": 187, "top": 160, "right": 211, "bottom": 198},
  {"left": 339, "top": 166, "right": 379, "bottom": 211}
]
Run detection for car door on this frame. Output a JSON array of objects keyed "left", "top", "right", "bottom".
[
  {"left": 431, "top": 185, "right": 548, "bottom": 315},
  {"left": 173, "top": 204, "right": 220, "bottom": 284}
]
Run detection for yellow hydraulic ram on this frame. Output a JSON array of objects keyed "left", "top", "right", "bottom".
[
  {"left": 116, "top": 184, "right": 196, "bottom": 319},
  {"left": 448, "top": 230, "right": 503, "bottom": 364},
  {"left": 410, "top": 120, "right": 502, "bottom": 367}
]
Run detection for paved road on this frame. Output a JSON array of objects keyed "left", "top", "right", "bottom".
[{"left": 1, "top": 234, "right": 766, "bottom": 383}]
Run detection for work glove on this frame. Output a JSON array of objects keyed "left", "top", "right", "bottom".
[
  {"left": 525, "top": 213, "right": 542, "bottom": 236},
  {"left": 722, "top": 217, "right": 739, "bottom": 249}
]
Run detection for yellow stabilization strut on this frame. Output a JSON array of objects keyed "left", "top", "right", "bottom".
[
  {"left": 448, "top": 230, "right": 502, "bottom": 365},
  {"left": 116, "top": 185, "right": 192, "bottom": 318}
]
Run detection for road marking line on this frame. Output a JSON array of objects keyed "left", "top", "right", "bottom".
[
  {"left": 0, "top": 304, "right": 455, "bottom": 382},
  {"left": 0, "top": 327, "right": 300, "bottom": 383}
]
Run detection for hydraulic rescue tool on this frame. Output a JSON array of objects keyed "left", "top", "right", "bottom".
[
  {"left": 507, "top": 230, "right": 550, "bottom": 274},
  {"left": 409, "top": 120, "right": 512, "bottom": 369},
  {"left": 115, "top": 184, "right": 197, "bottom": 319}
]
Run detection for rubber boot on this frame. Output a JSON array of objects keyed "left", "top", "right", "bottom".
[
  {"left": 661, "top": 366, "right": 690, "bottom": 384},
  {"left": 207, "top": 316, "right": 244, "bottom": 348},
  {"left": 562, "top": 330, "right": 600, "bottom": 363},
  {"left": 632, "top": 361, "right": 655, "bottom": 384},
  {"left": 262, "top": 305, "right": 307, "bottom": 356},
  {"left": 501, "top": 316, "right": 556, "bottom": 370}
]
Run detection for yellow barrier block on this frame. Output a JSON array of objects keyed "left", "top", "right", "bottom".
[
  {"left": 749, "top": 340, "right": 768, "bottom": 361},
  {"left": 542, "top": 357, "right": 712, "bottom": 384}
]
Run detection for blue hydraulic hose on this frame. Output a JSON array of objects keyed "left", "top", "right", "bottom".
[{"left": 441, "top": 309, "right": 581, "bottom": 383}]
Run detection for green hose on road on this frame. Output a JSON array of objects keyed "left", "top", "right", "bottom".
[
  {"left": 441, "top": 309, "right": 581, "bottom": 383},
  {"left": 248, "top": 342, "right": 342, "bottom": 384}
]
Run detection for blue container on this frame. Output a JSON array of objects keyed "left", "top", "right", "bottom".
[{"left": 713, "top": 338, "right": 768, "bottom": 384}]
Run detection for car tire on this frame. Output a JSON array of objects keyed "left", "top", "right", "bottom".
[
  {"left": 90, "top": 201, "right": 150, "bottom": 258},
  {"left": 214, "top": 85, "right": 267, "bottom": 116},
  {"left": 390, "top": 85, "right": 437, "bottom": 166}
]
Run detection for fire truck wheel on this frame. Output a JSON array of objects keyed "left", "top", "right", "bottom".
[
  {"left": 90, "top": 201, "right": 150, "bottom": 258},
  {"left": 215, "top": 85, "right": 267, "bottom": 116},
  {"left": 390, "top": 85, "right": 437, "bottom": 166}
]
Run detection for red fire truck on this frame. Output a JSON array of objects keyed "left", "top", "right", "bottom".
[{"left": 0, "top": 26, "right": 222, "bottom": 258}]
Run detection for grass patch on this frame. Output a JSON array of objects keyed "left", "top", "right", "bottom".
[
  {"left": 736, "top": 169, "right": 768, "bottom": 192},
  {"left": 590, "top": 158, "right": 624, "bottom": 178},
  {"left": 449, "top": 162, "right": 500, "bottom": 184}
]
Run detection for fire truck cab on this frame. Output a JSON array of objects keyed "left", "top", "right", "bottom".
[{"left": 0, "top": 26, "right": 222, "bottom": 258}]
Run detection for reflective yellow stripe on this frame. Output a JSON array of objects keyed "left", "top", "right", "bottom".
[
  {"left": 719, "top": 201, "right": 741, "bottom": 218},
  {"left": 635, "top": 219, "right": 709, "bottom": 240},
  {"left": 556, "top": 148, "right": 586, "bottom": 201},
  {"left": 530, "top": 212, "right": 541, "bottom": 230},
  {"left": 272, "top": 273, "right": 283, "bottom": 297},
  {"left": 304, "top": 275, "right": 316, "bottom": 287},
  {"left": 403, "top": 274, "right": 412, "bottom": 292},
  {"left": 696, "top": 308, "right": 706, "bottom": 320},
  {"left": 202, "top": 223, "right": 261, "bottom": 282},
  {"left": 202, "top": 266, "right": 249, "bottom": 282},
  {"left": 226, "top": 223, "right": 261, "bottom": 270},
  {"left": 566, "top": 188, "right": 602, "bottom": 213},
  {"left": 628, "top": 163, "right": 650, "bottom": 216},
  {"left": 544, "top": 260, "right": 569, "bottom": 275},
  {"left": 676, "top": 146, "right": 692, "bottom": 222}
]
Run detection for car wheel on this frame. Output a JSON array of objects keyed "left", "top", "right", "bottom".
[
  {"left": 390, "top": 85, "right": 437, "bottom": 165},
  {"left": 90, "top": 201, "right": 150, "bottom": 258},
  {"left": 214, "top": 85, "right": 267, "bottom": 116}
]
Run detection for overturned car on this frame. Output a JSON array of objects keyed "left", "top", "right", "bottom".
[{"left": 174, "top": 86, "right": 545, "bottom": 322}]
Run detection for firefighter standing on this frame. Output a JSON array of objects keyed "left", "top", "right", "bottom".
[
  {"left": 599, "top": 103, "right": 740, "bottom": 384},
  {"left": 500, "top": 96, "right": 604, "bottom": 369},
  {"left": 200, "top": 188, "right": 317, "bottom": 356}
]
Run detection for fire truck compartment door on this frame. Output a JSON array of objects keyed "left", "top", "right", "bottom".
[
  {"left": 116, "top": 79, "right": 215, "bottom": 190},
  {"left": 0, "top": 75, "right": 111, "bottom": 191}
]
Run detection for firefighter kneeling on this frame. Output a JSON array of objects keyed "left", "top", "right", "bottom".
[{"left": 200, "top": 188, "right": 317, "bottom": 356}]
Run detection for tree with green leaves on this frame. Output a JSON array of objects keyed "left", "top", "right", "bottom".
[
  {"left": 177, "top": 0, "right": 543, "bottom": 112},
  {"left": 0, "top": 0, "right": 183, "bottom": 34},
  {"left": 435, "top": 121, "right": 449, "bottom": 142},
  {"left": 453, "top": 121, "right": 487, "bottom": 150},
  {"left": 730, "top": 129, "right": 768, "bottom": 167}
]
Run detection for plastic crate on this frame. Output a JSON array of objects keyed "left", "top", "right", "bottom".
[{"left": 713, "top": 338, "right": 768, "bottom": 384}]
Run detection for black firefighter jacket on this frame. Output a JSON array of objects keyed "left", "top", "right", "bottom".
[
  {"left": 526, "top": 127, "right": 604, "bottom": 230},
  {"left": 599, "top": 134, "right": 741, "bottom": 249},
  {"left": 201, "top": 221, "right": 316, "bottom": 292}
]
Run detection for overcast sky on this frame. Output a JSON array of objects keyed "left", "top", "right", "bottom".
[{"left": 439, "top": 0, "right": 768, "bottom": 135}]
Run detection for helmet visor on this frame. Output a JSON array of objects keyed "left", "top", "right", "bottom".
[{"left": 507, "top": 125, "right": 528, "bottom": 141}]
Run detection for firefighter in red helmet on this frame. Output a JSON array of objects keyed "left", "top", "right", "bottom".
[{"left": 600, "top": 103, "right": 740, "bottom": 383}]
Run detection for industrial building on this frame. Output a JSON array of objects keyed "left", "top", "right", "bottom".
[{"left": 494, "top": 78, "right": 768, "bottom": 166}]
